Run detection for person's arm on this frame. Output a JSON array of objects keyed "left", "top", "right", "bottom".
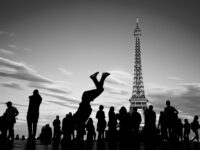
[
  {"left": 173, "top": 107, "right": 178, "bottom": 114},
  {"left": 15, "top": 108, "right": 19, "bottom": 116}
]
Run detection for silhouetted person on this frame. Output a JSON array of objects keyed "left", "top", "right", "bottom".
[
  {"left": 44, "top": 124, "right": 52, "bottom": 144},
  {"left": 53, "top": 115, "right": 61, "bottom": 141},
  {"left": 38, "top": 125, "right": 46, "bottom": 142},
  {"left": 27, "top": 89, "right": 42, "bottom": 140},
  {"left": 117, "top": 106, "right": 131, "bottom": 150},
  {"left": 164, "top": 100, "right": 178, "bottom": 139},
  {"left": 107, "top": 106, "right": 118, "bottom": 150},
  {"left": 21, "top": 135, "right": 26, "bottom": 140},
  {"left": 144, "top": 105, "right": 156, "bottom": 131},
  {"left": 3, "top": 101, "right": 19, "bottom": 141},
  {"left": 130, "top": 107, "right": 141, "bottom": 132},
  {"left": 62, "top": 112, "right": 74, "bottom": 145},
  {"left": 144, "top": 105, "right": 157, "bottom": 150},
  {"left": 0, "top": 114, "right": 6, "bottom": 141},
  {"left": 108, "top": 106, "right": 117, "bottom": 141},
  {"left": 158, "top": 111, "right": 167, "bottom": 142},
  {"left": 86, "top": 118, "right": 96, "bottom": 150},
  {"left": 183, "top": 119, "right": 190, "bottom": 142},
  {"left": 72, "top": 72, "right": 110, "bottom": 141},
  {"left": 39, "top": 124, "right": 52, "bottom": 144},
  {"left": 86, "top": 118, "right": 96, "bottom": 143},
  {"left": 96, "top": 105, "right": 106, "bottom": 141},
  {"left": 176, "top": 118, "right": 183, "bottom": 142},
  {"left": 15, "top": 134, "right": 19, "bottom": 140},
  {"left": 76, "top": 123, "right": 86, "bottom": 142},
  {"left": 62, "top": 114, "right": 71, "bottom": 142},
  {"left": 191, "top": 115, "right": 200, "bottom": 142}
]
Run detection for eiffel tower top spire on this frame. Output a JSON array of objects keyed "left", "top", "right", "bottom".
[{"left": 134, "top": 17, "right": 142, "bottom": 37}]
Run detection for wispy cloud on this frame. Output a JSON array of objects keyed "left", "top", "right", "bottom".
[
  {"left": 8, "top": 45, "right": 17, "bottom": 48},
  {"left": 41, "top": 92, "right": 80, "bottom": 104},
  {"left": 0, "top": 31, "right": 14, "bottom": 37},
  {"left": 101, "top": 70, "right": 132, "bottom": 98},
  {"left": 167, "top": 76, "right": 182, "bottom": 81},
  {"left": 0, "top": 57, "right": 73, "bottom": 100},
  {"left": 0, "top": 57, "right": 52, "bottom": 83},
  {"left": 104, "top": 84, "right": 130, "bottom": 96},
  {"left": 58, "top": 68, "right": 73, "bottom": 76},
  {"left": 106, "top": 70, "right": 132, "bottom": 86},
  {"left": 146, "top": 82, "right": 200, "bottom": 120},
  {"left": 0, "top": 101, "right": 27, "bottom": 108},
  {"left": 8, "top": 44, "right": 31, "bottom": 52},
  {"left": 1, "top": 82, "right": 23, "bottom": 90},
  {"left": 29, "top": 82, "right": 72, "bottom": 95},
  {"left": 47, "top": 100, "right": 78, "bottom": 110},
  {"left": 0, "top": 48, "right": 14, "bottom": 55}
]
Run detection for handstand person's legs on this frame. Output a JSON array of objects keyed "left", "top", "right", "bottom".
[
  {"left": 82, "top": 72, "right": 110, "bottom": 102},
  {"left": 73, "top": 72, "right": 110, "bottom": 134}
]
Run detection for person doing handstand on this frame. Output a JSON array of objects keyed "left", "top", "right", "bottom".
[{"left": 73, "top": 72, "right": 110, "bottom": 140}]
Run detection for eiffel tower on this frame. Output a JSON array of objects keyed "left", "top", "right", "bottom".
[{"left": 129, "top": 18, "right": 148, "bottom": 114}]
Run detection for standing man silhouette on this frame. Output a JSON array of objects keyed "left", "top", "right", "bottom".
[
  {"left": 164, "top": 100, "right": 178, "bottom": 139},
  {"left": 3, "top": 101, "right": 19, "bottom": 141},
  {"left": 27, "top": 89, "right": 42, "bottom": 140}
]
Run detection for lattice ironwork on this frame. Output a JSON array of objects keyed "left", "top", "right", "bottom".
[{"left": 129, "top": 18, "right": 148, "bottom": 113}]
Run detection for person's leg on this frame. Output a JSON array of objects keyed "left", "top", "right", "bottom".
[
  {"left": 27, "top": 119, "right": 32, "bottom": 138},
  {"left": 82, "top": 72, "right": 110, "bottom": 102},
  {"left": 9, "top": 123, "right": 14, "bottom": 140},
  {"left": 33, "top": 121, "right": 37, "bottom": 138},
  {"left": 99, "top": 72, "right": 110, "bottom": 87},
  {"left": 53, "top": 128, "right": 56, "bottom": 139},
  {"left": 196, "top": 131, "right": 199, "bottom": 142},
  {"left": 2, "top": 126, "right": 8, "bottom": 141},
  {"left": 90, "top": 72, "right": 99, "bottom": 88}
]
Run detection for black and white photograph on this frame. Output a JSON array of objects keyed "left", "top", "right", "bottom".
[{"left": 0, "top": 0, "right": 200, "bottom": 149}]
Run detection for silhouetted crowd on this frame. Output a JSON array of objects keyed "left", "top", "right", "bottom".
[
  {"left": 36, "top": 101, "right": 199, "bottom": 148},
  {"left": 0, "top": 72, "right": 200, "bottom": 150}
]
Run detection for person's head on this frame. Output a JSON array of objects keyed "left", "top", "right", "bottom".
[
  {"left": 6, "top": 101, "right": 12, "bottom": 107},
  {"left": 184, "top": 119, "right": 188, "bottom": 123},
  {"left": 99, "top": 105, "right": 104, "bottom": 110},
  {"left": 166, "top": 100, "right": 171, "bottom": 106},
  {"left": 110, "top": 106, "right": 114, "bottom": 112},
  {"left": 33, "top": 89, "right": 39, "bottom": 95},
  {"left": 56, "top": 115, "right": 59, "bottom": 119},
  {"left": 120, "top": 106, "right": 127, "bottom": 115},
  {"left": 149, "top": 105, "right": 153, "bottom": 111},
  {"left": 194, "top": 115, "right": 199, "bottom": 121}
]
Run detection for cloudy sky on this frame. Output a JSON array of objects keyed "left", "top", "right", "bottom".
[{"left": 0, "top": 0, "right": 200, "bottom": 137}]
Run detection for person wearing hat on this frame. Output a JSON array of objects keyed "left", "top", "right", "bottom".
[{"left": 3, "top": 101, "right": 19, "bottom": 141}]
